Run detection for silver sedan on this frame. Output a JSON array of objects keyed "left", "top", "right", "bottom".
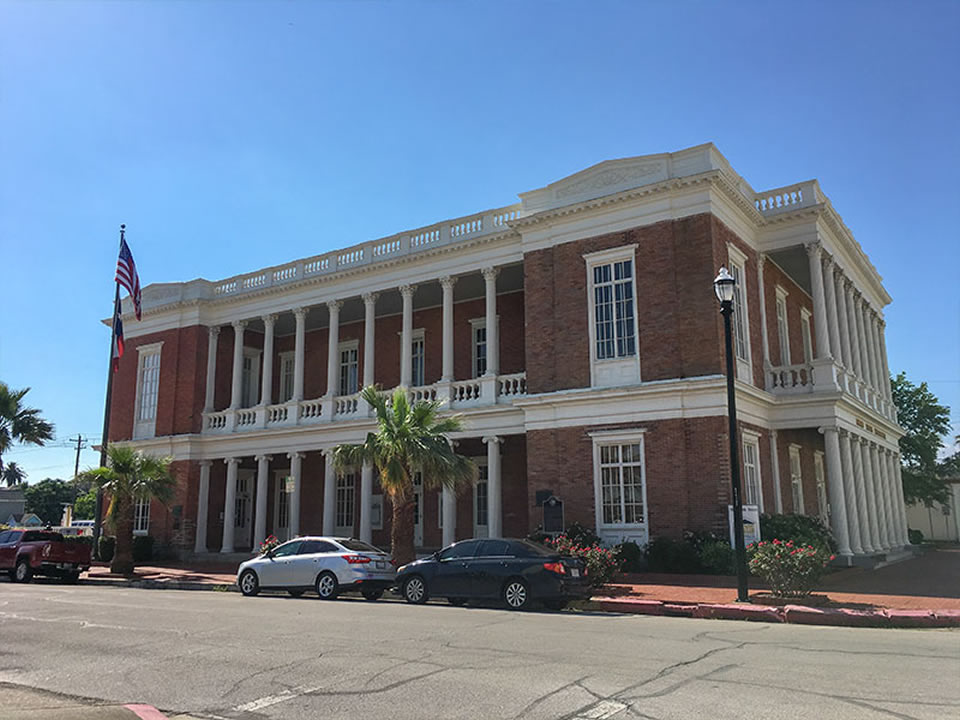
[{"left": 237, "top": 537, "right": 395, "bottom": 601}]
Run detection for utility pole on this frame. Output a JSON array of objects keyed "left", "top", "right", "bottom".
[{"left": 71, "top": 435, "right": 87, "bottom": 483}]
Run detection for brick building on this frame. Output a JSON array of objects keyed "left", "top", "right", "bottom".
[{"left": 109, "top": 143, "right": 907, "bottom": 564}]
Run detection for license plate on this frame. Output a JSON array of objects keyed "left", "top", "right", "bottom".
[
  {"left": 375, "top": 561, "right": 386, "bottom": 569},
  {"left": 570, "top": 568, "right": 580, "bottom": 578}
]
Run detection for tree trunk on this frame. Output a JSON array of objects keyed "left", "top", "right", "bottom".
[
  {"left": 390, "top": 490, "right": 416, "bottom": 567},
  {"left": 111, "top": 495, "right": 135, "bottom": 576}
]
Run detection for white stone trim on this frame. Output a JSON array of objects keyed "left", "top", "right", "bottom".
[
  {"left": 726, "top": 243, "right": 753, "bottom": 382},
  {"left": 592, "top": 431, "right": 648, "bottom": 546},
  {"left": 133, "top": 342, "right": 164, "bottom": 440}
]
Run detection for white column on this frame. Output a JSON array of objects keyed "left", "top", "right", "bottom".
[
  {"left": 805, "top": 242, "right": 831, "bottom": 359},
  {"left": 259, "top": 314, "right": 277, "bottom": 406},
  {"left": 323, "top": 451, "right": 336, "bottom": 535},
  {"left": 360, "top": 463, "right": 373, "bottom": 543},
  {"left": 440, "top": 276, "right": 456, "bottom": 382},
  {"left": 769, "top": 430, "right": 783, "bottom": 513},
  {"left": 888, "top": 451, "right": 909, "bottom": 546},
  {"left": 856, "top": 297, "right": 875, "bottom": 394},
  {"left": 229, "top": 320, "right": 247, "bottom": 409},
  {"left": 835, "top": 269, "right": 854, "bottom": 390},
  {"left": 859, "top": 438, "right": 883, "bottom": 552},
  {"left": 869, "top": 313, "right": 886, "bottom": 409},
  {"left": 292, "top": 307, "right": 307, "bottom": 402},
  {"left": 821, "top": 427, "right": 852, "bottom": 557},
  {"left": 325, "top": 300, "right": 342, "bottom": 398},
  {"left": 870, "top": 443, "right": 892, "bottom": 550},
  {"left": 850, "top": 435, "right": 875, "bottom": 553},
  {"left": 400, "top": 285, "right": 415, "bottom": 387},
  {"left": 880, "top": 448, "right": 901, "bottom": 548},
  {"left": 844, "top": 281, "right": 864, "bottom": 385},
  {"left": 221, "top": 457, "right": 240, "bottom": 553},
  {"left": 254, "top": 454, "right": 271, "bottom": 548},
  {"left": 756, "top": 255, "right": 771, "bottom": 370},
  {"left": 823, "top": 255, "right": 844, "bottom": 368},
  {"left": 482, "top": 267, "right": 500, "bottom": 376},
  {"left": 839, "top": 431, "right": 864, "bottom": 555},
  {"left": 204, "top": 327, "right": 220, "bottom": 412},
  {"left": 483, "top": 435, "right": 502, "bottom": 538},
  {"left": 442, "top": 486, "right": 456, "bottom": 547},
  {"left": 878, "top": 320, "right": 894, "bottom": 404},
  {"left": 362, "top": 293, "right": 378, "bottom": 389},
  {"left": 288, "top": 452, "right": 303, "bottom": 537},
  {"left": 194, "top": 460, "right": 211, "bottom": 553}
]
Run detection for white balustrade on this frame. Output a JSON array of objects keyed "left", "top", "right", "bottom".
[
  {"left": 497, "top": 373, "right": 527, "bottom": 398},
  {"left": 299, "top": 398, "right": 324, "bottom": 421},
  {"left": 372, "top": 237, "right": 402, "bottom": 257},
  {"left": 236, "top": 408, "right": 257, "bottom": 427},
  {"left": 273, "top": 266, "right": 297, "bottom": 283},
  {"left": 410, "top": 227, "right": 441, "bottom": 248},
  {"left": 492, "top": 207, "right": 518, "bottom": 226},
  {"left": 335, "top": 394, "right": 360, "bottom": 417},
  {"left": 204, "top": 410, "right": 230, "bottom": 431},
  {"left": 753, "top": 180, "right": 823, "bottom": 215},
  {"left": 409, "top": 386, "right": 438, "bottom": 404},
  {"left": 768, "top": 363, "right": 816, "bottom": 393},
  {"left": 266, "top": 404, "right": 289, "bottom": 425},
  {"left": 450, "top": 215, "right": 483, "bottom": 238},
  {"left": 451, "top": 380, "right": 483, "bottom": 406},
  {"left": 304, "top": 258, "right": 330, "bottom": 275},
  {"left": 337, "top": 248, "right": 364, "bottom": 266}
]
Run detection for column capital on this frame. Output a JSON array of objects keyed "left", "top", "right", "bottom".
[
  {"left": 199, "top": 459, "right": 213, "bottom": 468},
  {"left": 292, "top": 306, "right": 309, "bottom": 320},
  {"left": 208, "top": 325, "right": 221, "bottom": 339},
  {"left": 482, "top": 435, "right": 503, "bottom": 445},
  {"left": 804, "top": 240, "right": 823, "bottom": 259},
  {"left": 399, "top": 284, "right": 417, "bottom": 298},
  {"left": 756, "top": 253, "right": 766, "bottom": 270},
  {"left": 362, "top": 292, "right": 380, "bottom": 306},
  {"left": 262, "top": 313, "right": 278, "bottom": 326},
  {"left": 822, "top": 253, "right": 836, "bottom": 270},
  {"left": 440, "top": 275, "right": 458, "bottom": 290},
  {"left": 832, "top": 263, "right": 846, "bottom": 281},
  {"left": 231, "top": 319, "right": 248, "bottom": 332},
  {"left": 255, "top": 454, "right": 273, "bottom": 463},
  {"left": 327, "top": 299, "right": 343, "bottom": 313},
  {"left": 224, "top": 457, "right": 241, "bottom": 466},
  {"left": 287, "top": 451, "right": 305, "bottom": 461},
  {"left": 818, "top": 425, "right": 840, "bottom": 436},
  {"left": 842, "top": 276, "right": 855, "bottom": 292},
  {"left": 481, "top": 266, "right": 500, "bottom": 282}
]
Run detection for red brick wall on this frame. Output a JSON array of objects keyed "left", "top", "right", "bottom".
[
  {"left": 775, "top": 429, "right": 825, "bottom": 516},
  {"left": 763, "top": 260, "right": 816, "bottom": 367}
]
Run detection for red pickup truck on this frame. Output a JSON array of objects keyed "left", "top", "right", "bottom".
[{"left": 0, "top": 528, "right": 92, "bottom": 583}]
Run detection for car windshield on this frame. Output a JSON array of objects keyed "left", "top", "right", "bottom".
[{"left": 338, "top": 539, "right": 383, "bottom": 553}]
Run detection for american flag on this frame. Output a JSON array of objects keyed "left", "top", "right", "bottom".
[
  {"left": 112, "top": 306, "right": 125, "bottom": 372},
  {"left": 116, "top": 238, "right": 142, "bottom": 321}
]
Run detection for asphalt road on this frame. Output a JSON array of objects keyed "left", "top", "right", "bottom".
[{"left": 0, "top": 583, "right": 958, "bottom": 720}]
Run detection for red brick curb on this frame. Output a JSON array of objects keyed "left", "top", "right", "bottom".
[{"left": 589, "top": 596, "right": 960, "bottom": 629}]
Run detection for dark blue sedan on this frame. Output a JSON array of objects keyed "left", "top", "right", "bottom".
[{"left": 395, "top": 538, "right": 590, "bottom": 610}]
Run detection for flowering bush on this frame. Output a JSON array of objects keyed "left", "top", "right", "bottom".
[
  {"left": 259, "top": 535, "right": 281, "bottom": 555},
  {"left": 748, "top": 539, "right": 835, "bottom": 598},
  {"left": 544, "top": 534, "right": 618, "bottom": 586}
]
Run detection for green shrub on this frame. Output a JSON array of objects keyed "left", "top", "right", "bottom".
[
  {"left": 760, "top": 513, "right": 836, "bottom": 552},
  {"left": 699, "top": 540, "right": 734, "bottom": 575},
  {"left": 644, "top": 537, "right": 703, "bottom": 574},
  {"left": 98, "top": 536, "right": 116, "bottom": 563},
  {"left": 132, "top": 535, "right": 154, "bottom": 563},
  {"left": 908, "top": 528, "right": 924, "bottom": 545},
  {"left": 563, "top": 522, "right": 601, "bottom": 547},
  {"left": 614, "top": 541, "right": 646, "bottom": 573},
  {"left": 748, "top": 539, "right": 835, "bottom": 598}
]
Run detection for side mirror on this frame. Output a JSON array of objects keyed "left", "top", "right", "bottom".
[{"left": 432, "top": 551, "right": 441, "bottom": 561}]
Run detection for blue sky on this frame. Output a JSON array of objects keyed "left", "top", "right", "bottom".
[{"left": 1, "top": 1, "right": 958, "bottom": 482}]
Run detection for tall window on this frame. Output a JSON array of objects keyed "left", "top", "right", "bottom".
[
  {"left": 475, "top": 463, "right": 488, "bottom": 529},
  {"left": 597, "top": 441, "right": 645, "bottom": 526},
  {"left": 730, "top": 261, "right": 749, "bottom": 363},
  {"left": 339, "top": 343, "right": 359, "bottom": 395},
  {"left": 814, "top": 453, "right": 828, "bottom": 525},
  {"left": 775, "top": 290, "right": 790, "bottom": 365},
  {"left": 800, "top": 310, "right": 813, "bottom": 364},
  {"left": 472, "top": 320, "right": 487, "bottom": 378},
  {"left": 279, "top": 353, "right": 295, "bottom": 403},
  {"left": 411, "top": 335, "right": 425, "bottom": 387},
  {"left": 133, "top": 498, "right": 150, "bottom": 535},
  {"left": 240, "top": 354, "right": 258, "bottom": 408},
  {"left": 136, "top": 349, "right": 161, "bottom": 422},
  {"left": 592, "top": 260, "right": 636, "bottom": 360},
  {"left": 336, "top": 473, "right": 356, "bottom": 530},
  {"left": 789, "top": 445, "right": 804, "bottom": 513},
  {"left": 742, "top": 437, "right": 762, "bottom": 508}
]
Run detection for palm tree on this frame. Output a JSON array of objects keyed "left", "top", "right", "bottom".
[
  {"left": 332, "top": 386, "right": 474, "bottom": 566},
  {"left": 80, "top": 445, "right": 176, "bottom": 575},
  {"left": 2, "top": 462, "right": 26, "bottom": 487},
  {"left": 0, "top": 382, "right": 55, "bottom": 476}
]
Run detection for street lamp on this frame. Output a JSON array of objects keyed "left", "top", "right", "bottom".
[{"left": 714, "top": 267, "right": 750, "bottom": 602}]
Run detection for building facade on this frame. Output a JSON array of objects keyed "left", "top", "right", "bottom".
[{"left": 108, "top": 143, "right": 907, "bottom": 564}]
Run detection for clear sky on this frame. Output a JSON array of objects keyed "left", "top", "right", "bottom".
[{"left": 1, "top": 1, "right": 958, "bottom": 483}]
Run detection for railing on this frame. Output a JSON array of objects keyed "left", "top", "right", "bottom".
[
  {"left": 205, "top": 410, "right": 229, "bottom": 431},
  {"left": 498, "top": 373, "right": 527, "bottom": 398},
  {"left": 409, "top": 386, "right": 437, "bottom": 404},
  {"left": 236, "top": 408, "right": 257, "bottom": 428},
  {"left": 299, "top": 398, "right": 324, "bottom": 421},
  {"left": 768, "top": 363, "right": 815, "bottom": 393},
  {"left": 754, "top": 180, "right": 823, "bottom": 216},
  {"left": 266, "top": 404, "right": 289, "bottom": 425},
  {"left": 451, "top": 380, "right": 482, "bottom": 404},
  {"left": 335, "top": 394, "right": 360, "bottom": 417},
  {"left": 210, "top": 202, "right": 522, "bottom": 299}
]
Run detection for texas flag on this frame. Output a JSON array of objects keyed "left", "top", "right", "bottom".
[{"left": 112, "top": 305, "right": 125, "bottom": 372}]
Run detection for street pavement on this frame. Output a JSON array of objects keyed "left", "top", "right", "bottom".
[{"left": 0, "top": 583, "right": 958, "bottom": 720}]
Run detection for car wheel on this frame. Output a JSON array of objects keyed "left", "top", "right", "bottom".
[
  {"left": 315, "top": 572, "right": 339, "bottom": 600},
  {"left": 238, "top": 570, "right": 260, "bottom": 597},
  {"left": 448, "top": 597, "right": 468, "bottom": 607},
  {"left": 287, "top": 589, "right": 305, "bottom": 598},
  {"left": 402, "top": 575, "right": 428, "bottom": 604},
  {"left": 13, "top": 559, "right": 32, "bottom": 583},
  {"left": 543, "top": 598, "right": 568, "bottom": 611},
  {"left": 502, "top": 578, "right": 529, "bottom": 610},
  {"left": 362, "top": 590, "right": 384, "bottom": 602}
]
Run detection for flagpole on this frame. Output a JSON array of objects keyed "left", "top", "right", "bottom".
[{"left": 93, "top": 224, "right": 125, "bottom": 559}]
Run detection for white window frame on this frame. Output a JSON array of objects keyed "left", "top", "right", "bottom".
[
  {"left": 727, "top": 243, "right": 753, "bottom": 382},
  {"left": 814, "top": 451, "right": 828, "bottom": 525},
  {"left": 133, "top": 498, "right": 150, "bottom": 536},
  {"left": 789, "top": 444, "right": 804, "bottom": 514},
  {"left": 800, "top": 308, "right": 813, "bottom": 365},
  {"left": 584, "top": 245, "right": 641, "bottom": 388},
  {"left": 398, "top": 328, "right": 426, "bottom": 387},
  {"left": 133, "top": 342, "right": 163, "bottom": 440},
  {"left": 468, "top": 317, "right": 499, "bottom": 379},
  {"left": 741, "top": 430, "right": 764, "bottom": 512},
  {"left": 590, "top": 428, "right": 648, "bottom": 545},
  {"left": 273, "top": 470, "right": 291, "bottom": 542},
  {"left": 371, "top": 494, "right": 383, "bottom": 531},
  {"left": 338, "top": 340, "right": 360, "bottom": 396},
  {"left": 278, "top": 352, "right": 295, "bottom": 403},
  {"left": 335, "top": 472, "right": 357, "bottom": 534},
  {"left": 775, "top": 286, "right": 790, "bottom": 366},
  {"left": 473, "top": 460, "right": 489, "bottom": 538},
  {"left": 240, "top": 348, "right": 261, "bottom": 409}
]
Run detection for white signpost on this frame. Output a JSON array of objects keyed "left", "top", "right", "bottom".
[{"left": 728, "top": 504, "right": 761, "bottom": 548}]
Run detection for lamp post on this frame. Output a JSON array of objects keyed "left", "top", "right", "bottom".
[{"left": 714, "top": 267, "right": 750, "bottom": 602}]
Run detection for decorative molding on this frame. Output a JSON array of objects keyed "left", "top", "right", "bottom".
[{"left": 555, "top": 163, "right": 664, "bottom": 199}]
